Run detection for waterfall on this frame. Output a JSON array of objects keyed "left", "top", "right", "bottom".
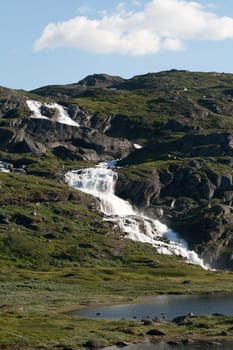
[
  {"left": 26, "top": 100, "right": 80, "bottom": 127},
  {"left": 65, "top": 161, "right": 209, "bottom": 269}
]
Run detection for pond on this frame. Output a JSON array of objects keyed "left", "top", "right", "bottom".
[
  {"left": 71, "top": 294, "right": 233, "bottom": 321},
  {"left": 105, "top": 340, "right": 233, "bottom": 350}
]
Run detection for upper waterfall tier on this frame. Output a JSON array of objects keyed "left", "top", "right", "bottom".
[{"left": 26, "top": 100, "right": 80, "bottom": 127}]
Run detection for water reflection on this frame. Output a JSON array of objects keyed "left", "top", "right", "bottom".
[
  {"left": 105, "top": 340, "right": 233, "bottom": 350},
  {"left": 73, "top": 294, "right": 233, "bottom": 320}
]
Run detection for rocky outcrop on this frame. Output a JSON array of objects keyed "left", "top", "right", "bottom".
[
  {"left": 0, "top": 87, "right": 30, "bottom": 120},
  {"left": 181, "top": 132, "right": 233, "bottom": 157},
  {"left": 24, "top": 118, "right": 133, "bottom": 160},
  {"left": 199, "top": 95, "right": 233, "bottom": 117},
  {"left": 115, "top": 156, "right": 233, "bottom": 270},
  {"left": 78, "top": 73, "right": 125, "bottom": 89},
  {"left": 0, "top": 87, "right": 134, "bottom": 161},
  {"left": 30, "top": 74, "right": 125, "bottom": 99},
  {"left": 0, "top": 86, "right": 134, "bottom": 161},
  {"left": 115, "top": 169, "right": 161, "bottom": 207},
  {"left": 0, "top": 117, "right": 133, "bottom": 161},
  {"left": 105, "top": 114, "right": 154, "bottom": 139}
]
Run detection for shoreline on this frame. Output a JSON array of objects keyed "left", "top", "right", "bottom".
[
  {"left": 60, "top": 294, "right": 233, "bottom": 347},
  {"left": 103, "top": 339, "right": 233, "bottom": 350},
  {"left": 61, "top": 291, "right": 233, "bottom": 315}
]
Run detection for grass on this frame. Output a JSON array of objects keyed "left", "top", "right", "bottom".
[
  {"left": 1, "top": 312, "right": 233, "bottom": 349},
  {"left": 72, "top": 90, "right": 150, "bottom": 118},
  {"left": 0, "top": 266, "right": 233, "bottom": 348}
]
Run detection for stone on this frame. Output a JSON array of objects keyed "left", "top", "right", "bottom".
[
  {"left": 142, "top": 319, "right": 154, "bottom": 325},
  {"left": 83, "top": 340, "right": 107, "bottom": 348},
  {"left": 146, "top": 329, "right": 166, "bottom": 336},
  {"left": 220, "top": 331, "right": 228, "bottom": 336},
  {"left": 220, "top": 174, "right": 233, "bottom": 191},
  {"left": 115, "top": 341, "right": 129, "bottom": 347},
  {"left": 199, "top": 179, "right": 215, "bottom": 200}
]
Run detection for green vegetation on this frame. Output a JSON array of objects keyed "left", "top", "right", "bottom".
[
  {"left": 1, "top": 311, "right": 233, "bottom": 349},
  {"left": 0, "top": 169, "right": 233, "bottom": 348},
  {"left": 67, "top": 70, "right": 233, "bottom": 132},
  {"left": 0, "top": 266, "right": 233, "bottom": 348},
  {"left": 72, "top": 90, "right": 151, "bottom": 118}
]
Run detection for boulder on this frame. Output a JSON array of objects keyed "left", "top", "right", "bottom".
[
  {"left": 83, "top": 340, "right": 107, "bottom": 348},
  {"left": 219, "top": 174, "right": 233, "bottom": 191},
  {"left": 199, "top": 179, "right": 215, "bottom": 200},
  {"left": 146, "top": 329, "right": 166, "bottom": 336},
  {"left": 172, "top": 314, "right": 194, "bottom": 325}
]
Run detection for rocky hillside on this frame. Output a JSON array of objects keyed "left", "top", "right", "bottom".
[{"left": 1, "top": 70, "right": 233, "bottom": 270}]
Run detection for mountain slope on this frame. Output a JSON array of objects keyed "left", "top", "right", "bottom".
[
  {"left": 29, "top": 70, "right": 233, "bottom": 269},
  {"left": 1, "top": 70, "right": 233, "bottom": 269},
  {"left": 3, "top": 71, "right": 233, "bottom": 349}
]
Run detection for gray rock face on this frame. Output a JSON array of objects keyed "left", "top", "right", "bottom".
[
  {"left": 182, "top": 132, "right": 233, "bottom": 157},
  {"left": 78, "top": 73, "right": 125, "bottom": 88},
  {"left": 219, "top": 175, "right": 232, "bottom": 191},
  {"left": 199, "top": 96, "right": 233, "bottom": 117},
  {"left": 0, "top": 89, "right": 30, "bottom": 120},
  {"left": 115, "top": 158, "right": 233, "bottom": 270},
  {"left": 115, "top": 170, "right": 161, "bottom": 207},
  {"left": 0, "top": 90, "right": 134, "bottom": 160},
  {"left": 0, "top": 84, "right": 134, "bottom": 161},
  {"left": 30, "top": 73, "right": 125, "bottom": 99},
  {"left": 14, "top": 118, "right": 134, "bottom": 160}
]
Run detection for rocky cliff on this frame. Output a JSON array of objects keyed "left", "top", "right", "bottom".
[
  {"left": 0, "top": 86, "right": 133, "bottom": 166},
  {"left": 116, "top": 155, "right": 233, "bottom": 270}
]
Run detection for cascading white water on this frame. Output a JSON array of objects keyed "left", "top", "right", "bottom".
[
  {"left": 65, "top": 161, "right": 209, "bottom": 269},
  {"left": 26, "top": 100, "right": 80, "bottom": 127}
]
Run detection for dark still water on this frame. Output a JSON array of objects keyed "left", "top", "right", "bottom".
[
  {"left": 72, "top": 295, "right": 233, "bottom": 320},
  {"left": 105, "top": 340, "right": 233, "bottom": 350}
]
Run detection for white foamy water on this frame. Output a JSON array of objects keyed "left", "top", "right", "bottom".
[
  {"left": 65, "top": 162, "right": 208, "bottom": 269},
  {"left": 26, "top": 100, "right": 79, "bottom": 127},
  {"left": 133, "top": 144, "right": 143, "bottom": 149}
]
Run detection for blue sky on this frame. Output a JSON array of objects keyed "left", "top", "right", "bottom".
[{"left": 1, "top": 0, "right": 233, "bottom": 90}]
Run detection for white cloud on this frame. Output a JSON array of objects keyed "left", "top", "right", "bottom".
[
  {"left": 77, "top": 5, "right": 90, "bottom": 15},
  {"left": 115, "top": 2, "right": 127, "bottom": 14},
  {"left": 162, "top": 38, "right": 184, "bottom": 51},
  {"left": 34, "top": 0, "right": 233, "bottom": 56},
  {"left": 131, "top": 0, "right": 142, "bottom": 6}
]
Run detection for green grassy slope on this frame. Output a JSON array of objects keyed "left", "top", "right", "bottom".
[{"left": 32, "top": 70, "right": 233, "bottom": 138}]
